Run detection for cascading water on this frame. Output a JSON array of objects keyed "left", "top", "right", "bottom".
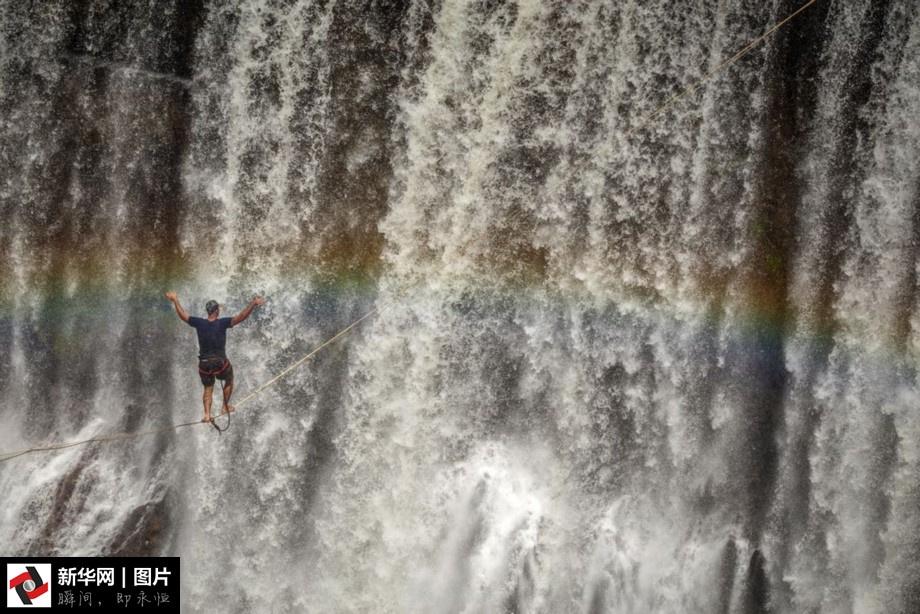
[{"left": 1, "top": 1, "right": 919, "bottom": 612}]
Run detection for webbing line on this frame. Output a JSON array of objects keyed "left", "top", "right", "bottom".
[
  {"left": 0, "top": 308, "right": 378, "bottom": 463},
  {"left": 0, "top": 0, "right": 822, "bottom": 464},
  {"left": 626, "top": 0, "right": 822, "bottom": 137}
]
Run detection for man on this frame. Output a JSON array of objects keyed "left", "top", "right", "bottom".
[{"left": 165, "top": 292, "right": 266, "bottom": 423}]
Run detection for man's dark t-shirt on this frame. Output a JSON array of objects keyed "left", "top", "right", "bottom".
[{"left": 188, "top": 316, "right": 234, "bottom": 360}]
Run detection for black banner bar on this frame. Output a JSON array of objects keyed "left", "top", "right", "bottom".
[{"left": 3, "top": 557, "right": 179, "bottom": 612}]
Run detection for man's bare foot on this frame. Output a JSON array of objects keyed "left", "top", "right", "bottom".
[
  {"left": 202, "top": 415, "right": 212, "bottom": 423},
  {"left": 220, "top": 405, "right": 235, "bottom": 416}
]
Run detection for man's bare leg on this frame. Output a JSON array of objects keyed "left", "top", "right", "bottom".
[
  {"left": 202, "top": 385, "right": 214, "bottom": 422},
  {"left": 221, "top": 381, "right": 234, "bottom": 415}
]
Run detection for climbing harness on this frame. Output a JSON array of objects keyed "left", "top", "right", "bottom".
[{"left": 198, "top": 358, "right": 231, "bottom": 379}]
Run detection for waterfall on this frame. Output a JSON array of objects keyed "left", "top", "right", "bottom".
[{"left": 2, "top": 1, "right": 919, "bottom": 612}]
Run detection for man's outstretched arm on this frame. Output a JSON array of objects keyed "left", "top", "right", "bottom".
[
  {"left": 231, "top": 296, "right": 266, "bottom": 327},
  {"left": 165, "top": 291, "right": 190, "bottom": 323}
]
